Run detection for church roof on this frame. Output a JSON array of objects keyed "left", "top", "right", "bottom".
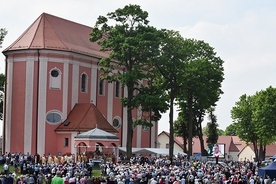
[
  {"left": 3, "top": 13, "right": 108, "bottom": 58},
  {"left": 55, "top": 103, "right": 117, "bottom": 133},
  {"left": 75, "top": 127, "right": 119, "bottom": 140}
]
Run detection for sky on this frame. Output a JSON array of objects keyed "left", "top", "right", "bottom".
[{"left": 1, "top": 0, "right": 276, "bottom": 134}]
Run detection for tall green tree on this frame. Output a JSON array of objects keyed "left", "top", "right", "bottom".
[
  {"left": 174, "top": 111, "right": 194, "bottom": 153},
  {"left": 0, "top": 28, "right": 7, "bottom": 47},
  {"left": 177, "top": 39, "right": 224, "bottom": 158},
  {"left": 90, "top": 4, "right": 166, "bottom": 159},
  {"left": 0, "top": 74, "right": 4, "bottom": 120},
  {"left": 206, "top": 107, "right": 219, "bottom": 144},
  {"left": 154, "top": 30, "right": 190, "bottom": 160},
  {"left": 231, "top": 94, "right": 259, "bottom": 159},
  {"left": 202, "top": 126, "right": 224, "bottom": 136},
  {"left": 0, "top": 73, "right": 6, "bottom": 120},
  {"left": 217, "top": 129, "right": 225, "bottom": 136},
  {"left": 231, "top": 87, "right": 276, "bottom": 161},
  {"left": 224, "top": 123, "right": 237, "bottom": 136},
  {"left": 0, "top": 28, "right": 7, "bottom": 120},
  {"left": 253, "top": 86, "right": 276, "bottom": 160}
]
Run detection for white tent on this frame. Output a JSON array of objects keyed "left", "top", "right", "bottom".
[{"left": 118, "top": 147, "right": 187, "bottom": 156}]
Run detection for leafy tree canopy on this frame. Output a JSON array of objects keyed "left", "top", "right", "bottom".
[
  {"left": 224, "top": 123, "right": 237, "bottom": 136},
  {"left": 0, "top": 28, "right": 7, "bottom": 120},
  {"left": 176, "top": 39, "right": 224, "bottom": 157},
  {"left": 231, "top": 86, "right": 276, "bottom": 160},
  {"left": 0, "top": 28, "right": 7, "bottom": 47},
  {"left": 90, "top": 4, "right": 167, "bottom": 159}
]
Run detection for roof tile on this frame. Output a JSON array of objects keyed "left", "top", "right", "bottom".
[
  {"left": 4, "top": 13, "right": 109, "bottom": 58},
  {"left": 55, "top": 103, "right": 117, "bottom": 133}
]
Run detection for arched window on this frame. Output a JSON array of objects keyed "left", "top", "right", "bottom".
[
  {"left": 81, "top": 73, "right": 88, "bottom": 92},
  {"left": 99, "top": 79, "right": 105, "bottom": 95},
  {"left": 115, "top": 81, "right": 120, "bottom": 98},
  {"left": 49, "top": 68, "right": 61, "bottom": 89}
]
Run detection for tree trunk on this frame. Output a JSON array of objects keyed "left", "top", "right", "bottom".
[
  {"left": 252, "top": 140, "right": 259, "bottom": 161},
  {"left": 183, "top": 135, "right": 187, "bottom": 153},
  {"left": 187, "top": 94, "right": 193, "bottom": 159},
  {"left": 263, "top": 145, "right": 266, "bottom": 161},
  {"left": 197, "top": 122, "right": 207, "bottom": 156},
  {"left": 126, "top": 107, "right": 133, "bottom": 160},
  {"left": 169, "top": 92, "right": 175, "bottom": 161},
  {"left": 126, "top": 88, "right": 134, "bottom": 160},
  {"left": 258, "top": 142, "right": 265, "bottom": 161}
]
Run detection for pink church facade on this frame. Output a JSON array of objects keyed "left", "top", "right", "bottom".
[{"left": 2, "top": 13, "right": 158, "bottom": 156}]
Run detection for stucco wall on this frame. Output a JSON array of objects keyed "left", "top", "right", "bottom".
[{"left": 238, "top": 146, "right": 255, "bottom": 161}]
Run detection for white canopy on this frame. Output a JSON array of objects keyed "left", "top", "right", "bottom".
[{"left": 118, "top": 147, "right": 187, "bottom": 156}]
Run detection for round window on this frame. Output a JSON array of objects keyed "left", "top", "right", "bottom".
[
  {"left": 46, "top": 112, "right": 62, "bottom": 124},
  {"left": 112, "top": 119, "right": 120, "bottom": 129},
  {"left": 51, "top": 70, "right": 59, "bottom": 77}
]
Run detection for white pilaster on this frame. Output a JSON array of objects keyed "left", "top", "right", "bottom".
[
  {"left": 136, "top": 125, "right": 141, "bottom": 148},
  {"left": 136, "top": 106, "right": 142, "bottom": 148},
  {"left": 5, "top": 60, "right": 13, "bottom": 153},
  {"left": 90, "top": 66, "right": 97, "bottom": 105},
  {"left": 62, "top": 62, "right": 69, "bottom": 119},
  {"left": 107, "top": 79, "right": 113, "bottom": 124},
  {"left": 24, "top": 59, "right": 34, "bottom": 154},
  {"left": 37, "top": 58, "right": 48, "bottom": 155},
  {"left": 71, "top": 132, "right": 78, "bottom": 156},
  {"left": 71, "top": 64, "right": 79, "bottom": 108}
]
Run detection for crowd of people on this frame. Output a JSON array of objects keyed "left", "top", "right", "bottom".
[{"left": 0, "top": 152, "right": 275, "bottom": 184}]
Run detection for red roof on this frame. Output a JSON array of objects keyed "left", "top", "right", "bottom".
[
  {"left": 55, "top": 103, "right": 117, "bottom": 133},
  {"left": 158, "top": 131, "right": 240, "bottom": 154},
  {"left": 242, "top": 143, "right": 276, "bottom": 157},
  {"left": 158, "top": 131, "right": 184, "bottom": 149},
  {"left": 266, "top": 143, "right": 276, "bottom": 156},
  {"left": 186, "top": 135, "right": 240, "bottom": 153},
  {"left": 3, "top": 13, "right": 109, "bottom": 58}
]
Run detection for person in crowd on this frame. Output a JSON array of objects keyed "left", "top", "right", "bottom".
[{"left": 51, "top": 171, "right": 64, "bottom": 184}]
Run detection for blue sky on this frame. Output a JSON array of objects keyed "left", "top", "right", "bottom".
[{"left": 1, "top": 0, "right": 276, "bottom": 134}]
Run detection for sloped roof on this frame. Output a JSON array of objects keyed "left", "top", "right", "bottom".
[
  {"left": 241, "top": 143, "right": 276, "bottom": 157},
  {"left": 190, "top": 136, "right": 236, "bottom": 154},
  {"left": 75, "top": 127, "right": 119, "bottom": 140},
  {"left": 158, "top": 131, "right": 240, "bottom": 154},
  {"left": 55, "top": 103, "right": 117, "bottom": 133},
  {"left": 232, "top": 136, "right": 247, "bottom": 151},
  {"left": 158, "top": 131, "right": 184, "bottom": 149},
  {"left": 118, "top": 147, "right": 187, "bottom": 156},
  {"left": 217, "top": 136, "right": 240, "bottom": 152},
  {"left": 3, "top": 13, "right": 109, "bottom": 58}
]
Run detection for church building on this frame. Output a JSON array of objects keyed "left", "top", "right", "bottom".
[{"left": 2, "top": 13, "right": 158, "bottom": 156}]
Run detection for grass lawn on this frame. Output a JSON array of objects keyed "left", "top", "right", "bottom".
[
  {"left": 0, "top": 164, "right": 16, "bottom": 173},
  {"left": 92, "top": 169, "right": 102, "bottom": 177}
]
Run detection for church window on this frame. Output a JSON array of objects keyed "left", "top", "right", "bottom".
[
  {"left": 112, "top": 117, "right": 121, "bottom": 129},
  {"left": 46, "top": 111, "right": 62, "bottom": 124},
  {"left": 64, "top": 138, "right": 69, "bottom": 147},
  {"left": 81, "top": 73, "right": 88, "bottom": 92},
  {"left": 49, "top": 68, "right": 61, "bottom": 89},
  {"left": 115, "top": 81, "right": 120, "bottom": 98},
  {"left": 99, "top": 79, "right": 105, "bottom": 95}
]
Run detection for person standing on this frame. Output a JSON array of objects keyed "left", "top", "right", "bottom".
[
  {"left": 3, "top": 162, "right": 9, "bottom": 175},
  {"left": 51, "top": 171, "right": 64, "bottom": 184}
]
